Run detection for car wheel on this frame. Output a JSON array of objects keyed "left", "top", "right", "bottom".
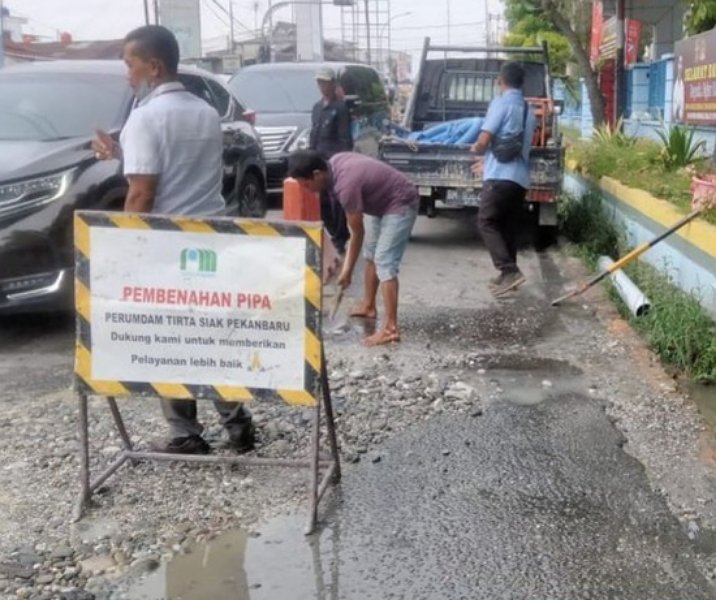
[{"left": 236, "top": 172, "right": 267, "bottom": 218}]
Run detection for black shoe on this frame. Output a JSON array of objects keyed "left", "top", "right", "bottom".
[
  {"left": 154, "top": 435, "right": 211, "bottom": 455},
  {"left": 492, "top": 271, "right": 526, "bottom": 297},
  {"left": 488, "top": 273, "right": 505, "bottom": 288},
  {"left": 229, "top": 424, "right": 256, "bottom": 454}
]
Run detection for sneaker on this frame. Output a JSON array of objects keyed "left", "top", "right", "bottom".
[
  {"left": 488, "top": 273, "right": 505, "bottom": 288},
  {"left": 492, "top": 271, "right": 526, "bottom": 297},
  {"left": 229, "top": 424, "right": 256, "bottom": 454},
  {"left": 154, "top": 435, "right": 211, "bottom": 455}
]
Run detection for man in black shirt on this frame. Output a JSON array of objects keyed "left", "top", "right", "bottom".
[{"left": 310, "top": 66, "right": 352, "bottom": 254}]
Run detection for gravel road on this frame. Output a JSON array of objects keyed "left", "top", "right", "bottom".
[{"left": 1, "top": 215, "right": 715, "bottom": 599}]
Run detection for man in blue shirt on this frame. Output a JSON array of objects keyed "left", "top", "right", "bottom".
[{"left": 471, "top": 62, "right": 536, "bottom": 297}]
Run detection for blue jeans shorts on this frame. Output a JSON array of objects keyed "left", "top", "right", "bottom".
[{"left": 363, "top": 208, "right": 418, "bottom": 282}]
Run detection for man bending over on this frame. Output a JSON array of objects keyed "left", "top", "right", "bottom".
[{"left": 288, "top": 151, "right": 418, "bottom": 347}]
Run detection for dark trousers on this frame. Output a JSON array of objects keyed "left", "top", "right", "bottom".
[
  {"left": 477, "top": 179, "right": 527, "bottom": 274},
  {"left": 160, "top": 398, "right": 252, "bottom": 440},
  {"left": 320, "top": 191, "right": 349, "bottom": 255}
]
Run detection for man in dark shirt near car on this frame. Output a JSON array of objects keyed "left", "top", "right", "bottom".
[{"left": 309, "top": 66, "right": 353, "bottom": 254}]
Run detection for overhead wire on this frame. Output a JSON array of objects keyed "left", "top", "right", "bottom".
[
  {"left": 202, "top": 0, "right": 232, "bottom": 28},
  {"left": 207, "top": 0, "right": 254, "bottom": 35},
  {"left": 323, "top": 21, "right": 485, "bottom": 32}
]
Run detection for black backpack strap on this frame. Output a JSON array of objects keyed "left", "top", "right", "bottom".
[{"left": 522, "top": 101, "right": 528, "bottom": 131}]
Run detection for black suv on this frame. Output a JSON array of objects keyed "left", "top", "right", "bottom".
[
  {"left": 228, "top": 62, "right": 390, "bottom": 194},
  {"left": 0, "top": 60, "right": 266, "bottom": 314}
]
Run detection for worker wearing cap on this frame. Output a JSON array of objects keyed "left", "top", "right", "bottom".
[{"left": 310, "top": 66, "right": 353, "bottom": 254}]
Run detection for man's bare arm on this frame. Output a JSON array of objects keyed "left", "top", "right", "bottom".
[
  {"left": 338, "top": 212, "right": 365, "bottom": 288},
  {"left": 470, "top": 131, "right": 493, "bottom": 155},
  {"left": 124, "top": 175, "right": 158, "bottom": 213}
]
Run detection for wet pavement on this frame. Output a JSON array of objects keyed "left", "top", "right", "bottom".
[
  {"left": 0, "top": 312, "right": 73, "bottom": 401},
  {"left": 689, "top": 382, "right": 716, "bottom": 432},
  {"left": 124, "top": 393, "right": 714, "bottom": 599},
  {"left": 2, "top": 215, "right": 716, "bottom": 599}
]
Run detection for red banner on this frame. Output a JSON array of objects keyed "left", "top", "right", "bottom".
[
  {"left": 598, "top": 15, "right": 642, "bottom": 65},
  {"left": 625, "top": 19, "right": 642, "bottom": 65}
]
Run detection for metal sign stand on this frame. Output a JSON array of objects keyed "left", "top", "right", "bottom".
[{"left": 73, "top": 347, "right": 341, "bottom": 535}]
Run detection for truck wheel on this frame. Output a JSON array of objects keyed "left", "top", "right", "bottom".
[
  {"left": 237, "top": 172, "right": 267, "bottom": 218},
  {"left": 535, "top": 225, "right": 558, "bottom": 251}
]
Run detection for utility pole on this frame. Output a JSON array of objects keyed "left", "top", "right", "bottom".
[
  {"left": 228, "top": 0, "right": 235, "bottom": 52},
  {"left": 340, "top": 5, "right": 345, "bottom": 50},
  {"left": 268, "top": 0, "right": 273, "bottom": 62},
  {"left": 143, "top": 0, "right": 150, "bottom": 25},
  {"left": 364, "top": 0, "right": 371, "bottom": 66},
  {"left": 446, "top": 0, "right": 451, "bottom": 45},
  {"left": 484, "top": 0, "right": 489, "bottom": 46},
  {"left": 0, "top": 0, "right": 5, "bottom": 69},
  {"left": 153, "top": 0, "right": 160, "bottom": 25}
]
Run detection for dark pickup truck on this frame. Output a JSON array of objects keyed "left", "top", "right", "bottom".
[{"left": 380, "top": 38, "right": 565, "bottom": 230}]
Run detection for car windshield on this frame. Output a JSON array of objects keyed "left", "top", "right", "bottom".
[
  {"left": 0, "top": 73, "right": 130, "bottom": 141},
  {"left": 229, "top": 69, "right": 320, "bottom": 113}
]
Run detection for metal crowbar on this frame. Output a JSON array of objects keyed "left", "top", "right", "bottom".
[{"left": 551, "top": 208, "right": 703, "bottom": 306}]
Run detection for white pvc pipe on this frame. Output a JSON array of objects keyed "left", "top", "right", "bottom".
[{"left": 598, "top": 256, "right": 651, "bottom": 317}]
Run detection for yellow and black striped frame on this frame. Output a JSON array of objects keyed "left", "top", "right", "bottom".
[{"left": 73, "top": 211, "right": 323, "bottom": 407}]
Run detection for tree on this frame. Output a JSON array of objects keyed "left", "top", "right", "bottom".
[
  {"left": 685, "top": 0, "right": 716, "bottom": 35},
  {"left": 540, "top": 0, "right": 606, "bottom": 126},
  {"left": 503, "top": 29, "right": 572, "bottom": 76},
  {"left": 502, "top": 4, "right": 571, "bottom": 82},
  {"left": 503, "top": 0, "right": 606, "bottom": 126}
]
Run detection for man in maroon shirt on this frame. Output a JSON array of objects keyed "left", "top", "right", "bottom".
[{"left": 288, "top": 151, "right": 418, "bottom": 346}]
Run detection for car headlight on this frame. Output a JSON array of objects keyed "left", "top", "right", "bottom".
[
  {"left": 0, "top": 168, "right": 75, "bottom": 216},
  {"left": 287, "top": 129, "right": 310, "bottom": 152}
]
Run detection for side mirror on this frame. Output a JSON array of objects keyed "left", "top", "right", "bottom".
[{"left": 344, "top": 94, "right": 362, "bottom": 110}]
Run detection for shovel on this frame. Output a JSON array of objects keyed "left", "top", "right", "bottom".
[
  {"left": 329, "top": 285, "right": 346, "bottom": 321},
  {"left": 551, "top": 209, "right": 703, "bottom": 306}
]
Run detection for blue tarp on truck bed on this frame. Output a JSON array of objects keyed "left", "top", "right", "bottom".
[{"left": 407, "top": 117, "right": 484, "bottom": 145}]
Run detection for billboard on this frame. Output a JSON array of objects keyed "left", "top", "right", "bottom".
[
  {"left": 160, "top": 0, "right": 202, "bottom": 60},
  {"left": 674, "top": 30, "right": 716, "bottom": 124}
]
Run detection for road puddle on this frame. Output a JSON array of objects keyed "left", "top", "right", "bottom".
[
  {"left": 493, "top": 370, "right": 586, "bottom": 406},
  {"left": 477, "top": 355, "right": 586, "bottom": 406},
  {"left": 124, "top": 514, "right": 343, "bottom": 600}
]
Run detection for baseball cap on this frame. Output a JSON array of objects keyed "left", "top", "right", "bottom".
[{"left": 315, "top": 66, "right": 337, "bottom": 81}]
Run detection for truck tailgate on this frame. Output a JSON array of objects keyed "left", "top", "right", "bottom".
[
  {"left": 381, "top": 141, "right": 477, "bottom": 188},
  {"left": 380, "top": 140, "right": 565, "bottom": 199}
]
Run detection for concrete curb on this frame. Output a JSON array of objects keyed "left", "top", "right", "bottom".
[
  {"left": 599, "top": 176, "right": 716, "bottom": 260},
  {"left": 564, "top": 169, "right": 716, "bottom": 319}
]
